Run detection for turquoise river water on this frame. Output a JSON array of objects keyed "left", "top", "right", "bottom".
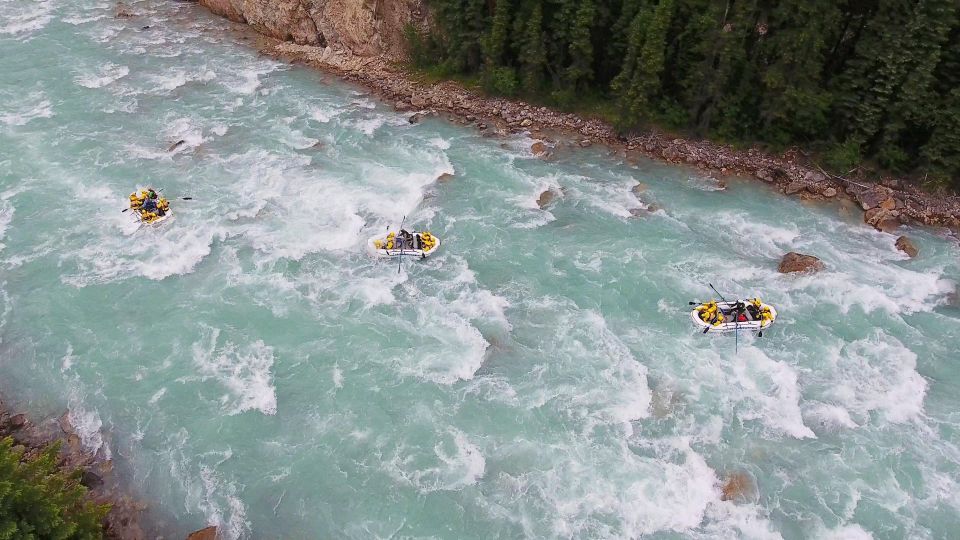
[{"left": 2, "top": 1, "right": 960, "bottom": 538}]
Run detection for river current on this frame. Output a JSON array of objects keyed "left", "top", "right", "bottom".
[{"left": 2, "top": 1, "right": 959, "bottom": 538}]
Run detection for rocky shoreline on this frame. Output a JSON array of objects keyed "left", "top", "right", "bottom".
[
  {"left": 252, "top": 39, "right": 960, "bottom": 236},
  {"left": 0, "top": 397, "right": 146, "bottom": 539}
]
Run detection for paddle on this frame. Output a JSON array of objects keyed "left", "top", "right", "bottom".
[{"left": 397, "top": 215, "right": 406, "bottom": 274}]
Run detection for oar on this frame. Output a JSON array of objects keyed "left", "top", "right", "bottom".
[
  {"left": 709, "top": 283, "right": 727, "bottom": 302},
  {"left": 396, "top": 215, "right": 406, "bottom": 274}
]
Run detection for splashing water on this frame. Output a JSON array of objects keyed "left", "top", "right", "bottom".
[{"left": 1, "top": 1, "right": 959, "bottom": 538}]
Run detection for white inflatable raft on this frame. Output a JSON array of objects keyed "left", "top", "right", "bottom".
[
  {"left": 367, "top": 231, "right": 441, "bottom": 259},
  {"left": 690, "top": 300, "right": 777, "bottom": 333}
]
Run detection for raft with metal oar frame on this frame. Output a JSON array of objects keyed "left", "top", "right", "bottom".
[{"left": 690, "top": 300, "right": 777, "bottom": 333}]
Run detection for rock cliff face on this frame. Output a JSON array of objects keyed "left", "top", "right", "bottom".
[{"left": 198, "top": 0, "right": 426, "bottom": 59}]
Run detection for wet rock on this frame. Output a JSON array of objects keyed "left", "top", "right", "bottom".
[
  {"left": 579, "top": 139, "right": 593, "bottom": 148},
  {"left": 631, "top": 183, "right": 647, "bottom": 196},
  {"left": 879, "top": 197, "right": 897, "bottom": 211},
  {"left": 858, "top": 187, "right": 891, "bottom": 210},
  {"left": 408, "top": 112, "right": 426, "bottom": 124},
  {"left": 865, "top": 207, "right": 900, "bottom": 231},
  {"left": 895, "top": 236, "right": 919, "bottom": 258},
  {"left": 8, "top": 414, "right": 27, "bottom": 430},
  {"left": 167, "top": 140, "right": 186, "bottom": 152},
  {"left": 81, "top": 469, "right": 104, "bottom": 489},
  {"left": 187, "top": 526, "right": 218, "bottom": 540},
  {"left": 531, "top": 141, "right": 547, "bottom": 156},
  {"left": 520, "top": 118, "right": 532, "bottom": 127},
  {"left": 822, "top": 187, "right": 837, "bottom": 198},
  {"left": 755, "top": 169, "right": 774, "bottom": 183},
  {"left": 436, "top": 172, "right": 454, "bottom": 183},
  {"left": 778, "top": 252, "right": 825, "bottom": 273},
  {"left": 537, "top": 189, "right": 557, "bottom": 209},
  {"left": 784, "top": 182, "right": 805, "bottom": 195},
  {"left": 720, "top": 471, "right": 758, "bottom": 503}
]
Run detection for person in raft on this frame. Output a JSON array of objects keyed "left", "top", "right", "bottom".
[{"left": 140, "top": 188, "right": 165, "bottom": 216}]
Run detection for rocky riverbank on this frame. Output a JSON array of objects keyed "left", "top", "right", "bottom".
[
  {"left": 177, "top": 0, "right": 960, "bottom": 235},
  {"left": 270, "top": 41, "right": 960, "bottom": 231},
  {"left": 0, "top": 397, "right": 145, "bottom": 539}
]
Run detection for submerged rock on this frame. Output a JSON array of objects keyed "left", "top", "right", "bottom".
[
  {"left": 778, "top": 252, "right": 825, "bottom": 273},
  {"left": 167, "top": 139, "right": 186, "bottom": 152},
  {"left": 720, "top": 471, "right": 758, "bottom": 503},
  {"left": 187, "top": 526, "right": 218, "bottom": 540},
  {"left": 436, "top": 172, "right": 454, "bottom": 183},
  {"left": 895, "top": 236, "right": 919, "bottom": 258}
]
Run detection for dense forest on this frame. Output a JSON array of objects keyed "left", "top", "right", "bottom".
[{"left": 409, "top": 0, "right": 960, "bottom": 189}]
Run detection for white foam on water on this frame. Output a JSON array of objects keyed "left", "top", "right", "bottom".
[
  {"left": 277, "top": 128, "right": 319, "bottom": 150},
  {"left": 220, "top": 61, "right": 280, "bottom": 95},
  {"left": 386, "top": 428, "right": 485, "bottom": 492},
  {"left": 802, "top": 402, "right": 859, "bottom": 431},
  {"left": 197, "top": 464, "right": 251, "bottom": 540},
  {"left": 481, "top": 438, "right": 720, "bottom": 537},
  {"left": 0, "top": 91, "right": 53, "bottom": 126},
  {"left": 821, "top": 331, "right": 926, "bottom": 424},
  {"left": 820, "top": 523, "right": 874, "bottom": 540},
  {"left": 74, "top": 62, "right": 130, "bottom": 89},
  {"left": 726, "top": 347, "right": 815, "bottom": 439},
  {"left": 0, "top": 0, "right": 54, "bottom": 37},
  {"left": 428, "top": 137, "right": 451, "bottom": 150},
  {"left": 191, "top": 326, "right": 277, "bottom": 416},
  {"left": 145, "top": 67, "right": 216, "bottom": 93},
  {"left": 308, "top": 102, "right": 341, "bottom": 123},
  {"left": 149, "top": 387, "right": 167, "bottom": 405},
  {"left": 396, "top": 297, "right": 489, "bottom": 384},
  {"left": 67, "top": 388, "right": 111, "bottom": 459},
  {"left": 0, "top": 198, "right": 12, "bottom": 250},
  {"left": 61, "top": 344, "right": 75, "bottom": 371}
]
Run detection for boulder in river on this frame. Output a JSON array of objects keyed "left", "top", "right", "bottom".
[
  {"left": 167, "top": 139, "right": 186, "bottom": 152},
  {"left": 187, "top": 526, "right": 218, "bottom": 540},
  {"left": 895, "top": 236, "right": 918, "bottom": 258},
  {"left": 720, "top": 471, "right": 758, "bottom": 503},
  {"left": 778, "top": 252, "right": 825, "bottom": 273},
  {"left": 537, "top": 189, "right": 557, "bottom": 209},
  {"left": 531, "top": 141, "right": 547, "bottom": 156},
  {"left": 436, "top": 172, "right": 454, "bottom": 183}
]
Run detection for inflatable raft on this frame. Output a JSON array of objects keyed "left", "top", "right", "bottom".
[
  {"left": 129, "top": 189, "right": 172, "bottom": 226},
  {"left": 367, "top": 230, "right": 441, "bottom": 259},
  {"left": 690, "top": 300, "right": 777, "bottom": 333}
]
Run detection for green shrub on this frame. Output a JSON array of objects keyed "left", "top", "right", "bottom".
[
  {"left": 483, "top": 66, "right": 519, "bottom": 96},
  {"left": 0, "top": 437, "right": 109, "bottom": 539},
  {"left": 821, "top": 140, "right": 861, "bottom": 173}
]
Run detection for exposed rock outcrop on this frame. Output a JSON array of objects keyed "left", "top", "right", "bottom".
[
  {"left": 778, "top": 252, "right": 825, "bottom": 273},
  {"left": 198, "top": 0, "right": 427, "bottom": 59}
]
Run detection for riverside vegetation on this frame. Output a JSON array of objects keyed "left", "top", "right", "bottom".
[{"left": 408, "top": 0, "right": 960, "bottom": 190}]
